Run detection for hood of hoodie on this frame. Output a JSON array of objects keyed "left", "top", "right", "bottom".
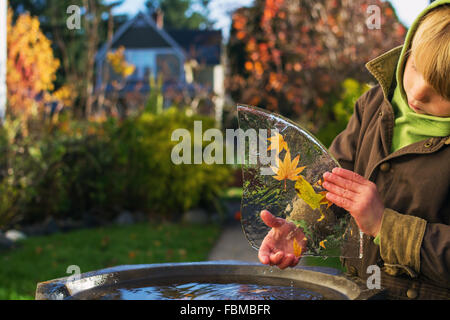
[
  {"left": 395, "top": 0, "right": 450, "bottom": 98},
  {"left": 365, "top": 0, "right": 450, "bottom": 102}
]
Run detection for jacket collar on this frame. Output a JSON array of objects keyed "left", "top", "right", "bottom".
[
  {"left": 365, "top": 46, "right": 403, "bottom": 101},
  {"left": 365, "top": 45, "right": 450, "bottom": 156}
]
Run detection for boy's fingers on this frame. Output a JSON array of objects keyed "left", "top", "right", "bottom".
[
  {"left": 322, "top": 181, "right": 357, "bottom": 200},
  {"left": 277, "top": 254, "right": 295, "bottom": 270},
  {"left": 326, "top": 192, "right": 354, "bottom": 211},
  {"left": 258, "top": 244, "right": 271, "bottom": 265},
  {"left": 258, "top": 253, "right": 270, "bottom": 265},
  {"left": 260, "top": 210, "right": 284, "bottom": 228},
  {"left": 290, "top": 256, "right": 300, "bottom": 267},
  {"left": 323, "top": 171, "right": 362, "bottom": 193},
  {"left": 270, "top": 251, "right": 284, "bottom": 266},
  {"left": 331, "top": 168, "right": 368, "bottom": 185}
]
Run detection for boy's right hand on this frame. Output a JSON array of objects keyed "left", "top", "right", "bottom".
[{"left": 258, "top": 210, "right": 307, "bottom": 269}]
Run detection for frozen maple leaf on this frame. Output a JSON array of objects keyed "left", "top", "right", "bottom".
[
  {"left": 293, "top": 238, "right": 303, "bottom": 258},
  {"left": 267, "top": 132, "right": 288, "bottom": 155},
  {"left": 319, "top": 240, "right": 327, "bottom": 249},
  {"left": 295, "top": 176, "right": 325, "bottom": 210},
  {"left": 317, "top": 211, "right": 325, "bottom": 222},
  {"left": 319, "top": 191, "right": 333, "bottom": 209},
  {"left": 271, "top": 149, "right": 306, "bottom": 190}
]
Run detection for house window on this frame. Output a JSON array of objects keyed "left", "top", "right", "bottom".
[
  {"left": 156, "top": 53, "right": 181, "bottom": 82},
  {"left": 124, "top": 49, "right": 155, "bottom": 80}
]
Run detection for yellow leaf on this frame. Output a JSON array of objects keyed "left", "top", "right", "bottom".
[
  {"left": 267, "top": 132, "right": 288, "bottom": 154},
  {"left": 319, "top": 240, "right": 327, "bottom": 249},
  {"left": 319, "top": 191, "right": 333, "bottom": 209},
  {"left": 271, "top": 149, "right": 306, "bottom": 190},
  {"left": 295, "top": 176, "right": 324, "bottom": 210},
  {"left": 293, "top": 238, "right": 302, "bottom": 258},
  {"left": 317, "top": 211, "right": 325, "bottom": 222}
]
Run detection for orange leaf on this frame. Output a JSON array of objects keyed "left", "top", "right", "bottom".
[
  {"left": 319, "top": 191, "right": 333, "bottom": 209},
  {"left": 271, "top": 149, "right": 306, "bottom": 190},
  {"left": 293, "top": 238, "right": 302, "bottom": 257},
  {"left": 267, "top": 132, "right": 288, "bottom": 154},
  {"left": 317, "top": 211, "right": 325, "bottom": 222}
]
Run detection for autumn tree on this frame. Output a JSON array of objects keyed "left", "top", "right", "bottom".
[
  {"left": 10, "top": 0, "right": 123, "bottom": 118},
  {"left": 6, "top": 8, "right": 60, "bottom": 129},
  {"left": 227, "top": 0, "right": 406, "bottom": 130}
]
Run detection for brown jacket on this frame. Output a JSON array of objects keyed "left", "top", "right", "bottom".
[{"left": 329, "top": 46, "right": 450, "bottom": 299}]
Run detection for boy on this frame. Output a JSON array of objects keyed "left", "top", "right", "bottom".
[{"left": 258, "top": 0, "right": 450, "bottom": 299}]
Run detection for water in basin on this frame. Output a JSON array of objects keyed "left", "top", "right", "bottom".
[{"left": 84, "top": 281, "right": 324, "bottom": 300}]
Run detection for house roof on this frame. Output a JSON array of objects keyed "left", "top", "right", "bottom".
[
  {"left": 96, "top": 12, "right": 185, "bottom": 63},
  {"left": 167, "top": 29, "right": 222, "bottom": 65},
  {"left": 112, "top": 22, "right": 171, "bottom": 49},
  {"left": 96, "top": 12, "right": 222, "bottom": 66}
]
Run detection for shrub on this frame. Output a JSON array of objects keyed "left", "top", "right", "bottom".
[{"left": 0, "top": 109, "right": 232, "bottom": 229}]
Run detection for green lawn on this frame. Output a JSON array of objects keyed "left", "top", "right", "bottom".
[{"left": 0, "top": 222, "right": 221, "bottom": 300}]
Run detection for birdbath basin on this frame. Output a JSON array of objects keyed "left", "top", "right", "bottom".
[{"left": 35, "top": 261, "right": 384, "bottom": 300}]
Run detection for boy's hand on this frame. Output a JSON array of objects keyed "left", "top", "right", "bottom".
[
  {"left": 322, "top": 168, "right": 384, "bottom": 237},
  {"left": 258, "top": 210, "right": 306, "bottom": 269}
]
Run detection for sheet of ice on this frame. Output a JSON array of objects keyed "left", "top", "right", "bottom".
[{"left": 237, "top": 105, "right": 362, "bottom": 258}]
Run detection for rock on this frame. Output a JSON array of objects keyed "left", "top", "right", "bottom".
[
  {"left": 115, "top": 211, "right": 135, "bottom": 225},
  {"left": 58, "top": 219, "right": 84, "bottom": 233},
  {"left": 182, "top": 208, "right": 209, "bottom": 224},
  {"left": 82, "top": 212, "right": 106, "bottom": 228},
  {"left": 5, "top": 229, "right": 27, "bottom": 242},
  {"left": 42, "top": 217, "right": 60, "bottom": 235},
  {"left": 0, "top": 232, "right": 15, "bottom": 250}
]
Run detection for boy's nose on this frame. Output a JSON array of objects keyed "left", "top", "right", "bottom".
[{"left": 410, "top": 80, "right": 430, "bottom": 103}]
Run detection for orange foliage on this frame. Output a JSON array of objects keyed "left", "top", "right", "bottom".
[
  {"left": 227, "top": 0, "right": 406, "bottom": 123},
  {"left": 6, "top": 8, "right": 60, "bottom": 123}
]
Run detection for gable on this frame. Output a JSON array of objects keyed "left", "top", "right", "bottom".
[{"left": 112, "top": 22, "right": 171, "bottom": 49}]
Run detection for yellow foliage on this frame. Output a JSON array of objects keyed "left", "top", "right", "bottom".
[
  {"left": 53, "top": 84, "right": 76, "bottom": 107},
  {"left": 6, "top": 8, "right": 60, "bottom": 122},
  {"left": 107, "top": 46, "right": 136, "bottom": 78}
]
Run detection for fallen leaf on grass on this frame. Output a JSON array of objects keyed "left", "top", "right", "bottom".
[{"left": 35, "top": 246, "right": 43, "bottom": 255}]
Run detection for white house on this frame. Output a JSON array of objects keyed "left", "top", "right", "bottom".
[{"left": 95, "top": 11, "right": 224, "bottom": 123}]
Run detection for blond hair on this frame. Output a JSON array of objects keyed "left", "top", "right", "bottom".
[{"left": 411, "top": 5, "right": 450, "bottom": 100}]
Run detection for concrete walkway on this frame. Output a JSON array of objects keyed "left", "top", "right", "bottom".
[{"left": 207, "top": 220, "right": 260, "bottom": 263}]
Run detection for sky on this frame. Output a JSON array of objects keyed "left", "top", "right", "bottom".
[{"left": 106, "top": 0, "right": 431, "bottom": 37}]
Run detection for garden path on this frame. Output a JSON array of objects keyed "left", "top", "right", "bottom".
[{"left": 207, "top": 219, "right": 259, "bottom": 262}]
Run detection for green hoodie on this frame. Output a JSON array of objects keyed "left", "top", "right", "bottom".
[{"left": 391, "top": 0, "right": 450, "bottom": 152}]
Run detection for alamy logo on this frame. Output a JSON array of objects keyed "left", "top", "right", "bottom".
[
  {"left": 66, "top": 265, "right": 81, "bottom": 283},
  {"left": 366, "top": 5, "right": 381, "bottom": 30},
  {"left": 366, "top": 265, "right": 381, "bottom": 289},
  {"left": 171, "top": 121, "right": 279, "bottom": 175},
  {"left": 66, "top": 5, "right": 81, "bottom": 30}
]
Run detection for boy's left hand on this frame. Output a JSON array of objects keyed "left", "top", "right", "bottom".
[{"left": 322, "top": 168, "right": 384, "bottom": 238}]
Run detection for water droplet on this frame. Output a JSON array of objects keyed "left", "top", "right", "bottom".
[{"left": 290, "top": 280, "right": 294, "bottom": 300}]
